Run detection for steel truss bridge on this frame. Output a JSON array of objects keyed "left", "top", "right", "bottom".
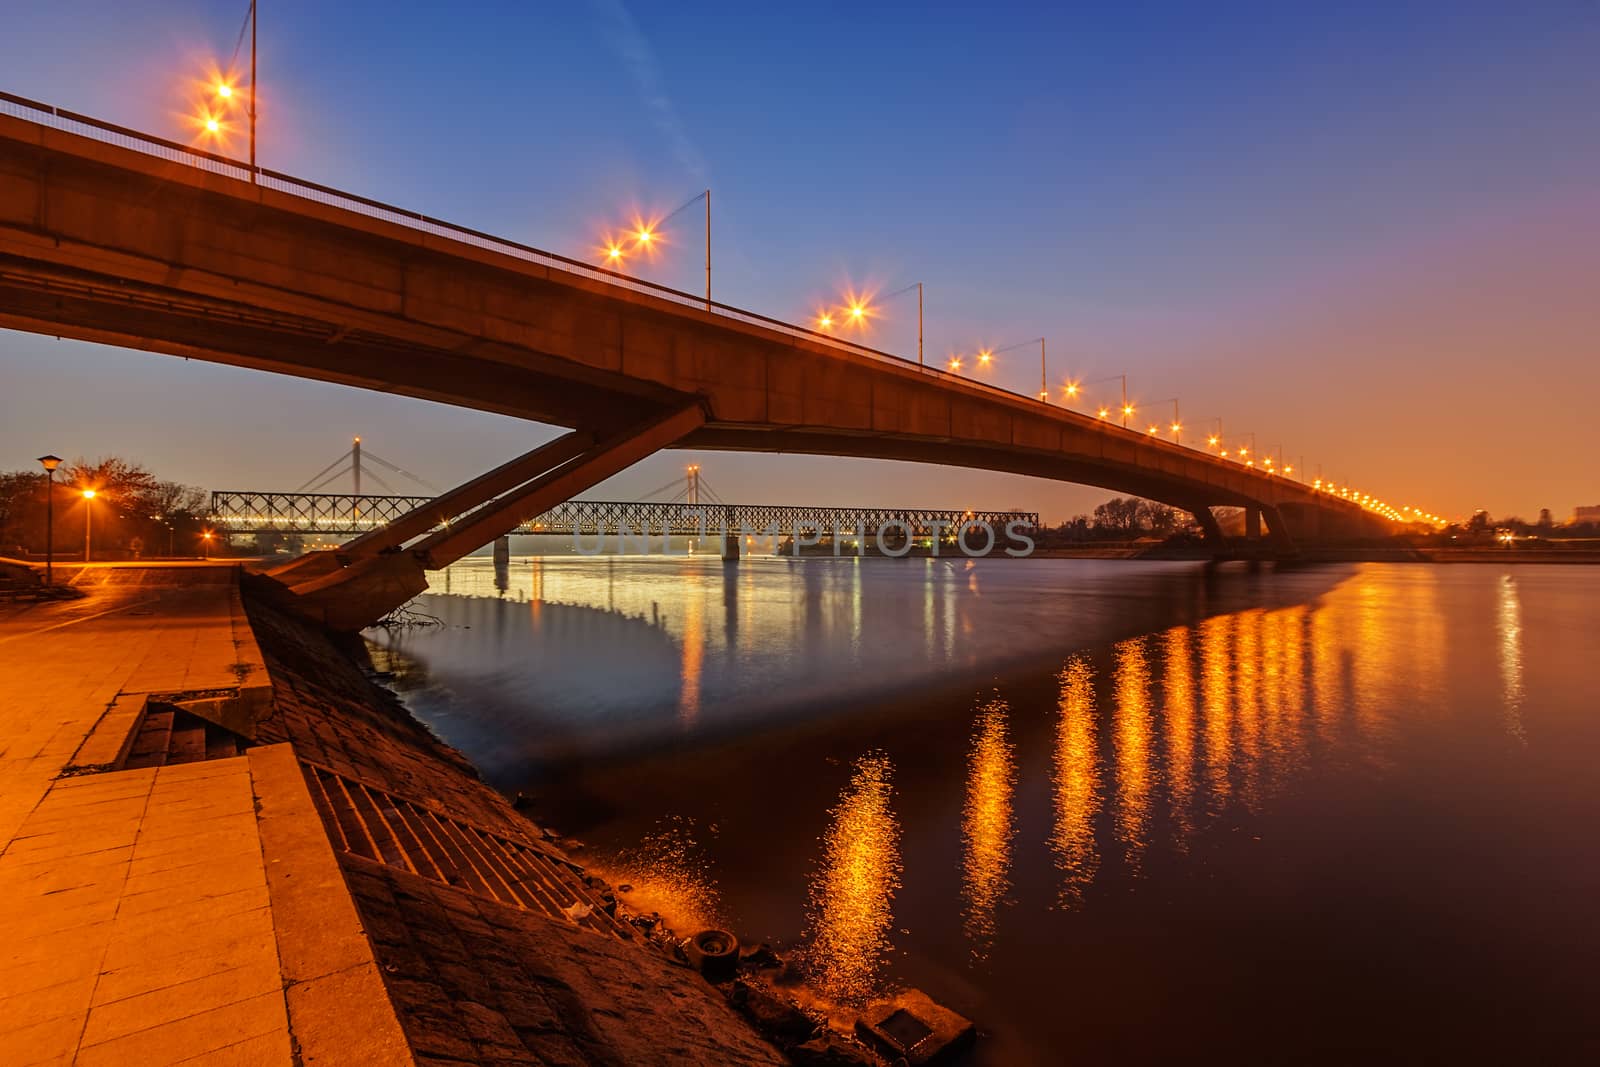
[{"left": 210, "top": 491, "right": 1038, "bottom": 539}]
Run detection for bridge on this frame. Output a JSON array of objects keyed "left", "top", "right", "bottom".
[
  {"left": 210, "top": 490, "right": 1038, "bottom": 543},
  {"left": 0, "top": 92, "right": 1401, "bottom": 629}
]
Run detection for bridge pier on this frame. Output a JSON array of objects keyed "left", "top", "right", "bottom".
[
  {"left": 271, "top": 402, "right": 707, "bottom": 630},
  {"left": 1191, "top": 507, "right": 1225, "bottom": 548},
  {"left": 1245, "top": 506, "right": 1263, "bottom": 541},
  {"left": 721, "top": 531, "right": 741, "bottom": 561},
  {"left": 493, "top": 535, "right": 511, "bottom": 591}
]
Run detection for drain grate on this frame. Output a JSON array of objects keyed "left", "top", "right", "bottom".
[{"left": 300, "top": 761, "right": 633, "bottom": 941}]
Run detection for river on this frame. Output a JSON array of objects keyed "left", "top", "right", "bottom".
[{"left": 367, "top": 555, "right": 1600, "bottom": 1064}]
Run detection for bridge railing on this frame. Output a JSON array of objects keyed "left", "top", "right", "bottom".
[{"left": 209, "top": 490, "right": 1038, "bottom": 538}]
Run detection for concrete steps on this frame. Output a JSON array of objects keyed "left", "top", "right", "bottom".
[{"left": 122, "top": 706, "right": 246, "bottom": 770}]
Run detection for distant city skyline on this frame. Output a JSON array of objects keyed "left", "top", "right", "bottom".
[{"left": 2, "top": 1, "right": 1596, "bottom": 521}]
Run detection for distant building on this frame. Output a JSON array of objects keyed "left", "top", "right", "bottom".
[{"left": 1574, "top": 505, "right": 1600, "bottom": 523}]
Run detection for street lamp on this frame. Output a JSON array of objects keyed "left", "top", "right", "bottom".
[
  {"left": 81, "top": 488, "right": 96, "bottom": 563},
  {"left": 988, "top": 338, "right": 1048, "bottom": 400},
  {"left": 195, "top": 0, "right": 256, "bottom": 178},
  {"left": 600, "top": 190, "right": 712, "bottom": 306},
  {"left": 821, "top": 282, "right": 923, "bottom": 364},
  {"left": 201, "top": 530, "right": 214, "bottom": 560},
  {"left": 1074, "top": 374, "right": 1127, "bottom": 422},
  {"left": 877, "top": 282, "right": 926, "bottom": 364},
  {"left": 36, "top": 455, "right": 61, "bottom": 584},
  {"left": 1151, "top": 397, "right": 1181, "bottom": 443}
]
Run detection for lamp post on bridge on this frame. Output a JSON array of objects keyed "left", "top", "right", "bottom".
[
  {"left": 197, "top": 1, "right": 257, "bottom": 178},
  {"left": 1149, "top": 397, "right": 1181, "bottom": 443},
  {"left": 248, "top": 0, "right": 256, "bottom": 180},
  {"left": 1077, "top": 374, "right": 1130, "bottom": 426},
  {"left": 1194, "top": 417, "right": 1224, "bottom": 451},
  {"left": 602, "top": 190, "right": 712, "bottom": 308},
  {"left": 986, "top": 338, "right": 1048, "bottom": 399},
  {"left": 879, "top": 282, "right": 924, "bottom": 365},
  {"left": 36, "top": 455, "right": 61, "bottom": 584}
]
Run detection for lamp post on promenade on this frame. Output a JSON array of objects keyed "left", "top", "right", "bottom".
[
  {"left": 36, "top": 454, "right": 61, "bottom": 583},
  {"left": 82, "top": 489, "right": 97, "bottom": 563}
]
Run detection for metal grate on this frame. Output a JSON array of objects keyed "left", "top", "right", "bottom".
[{"left": 300, "top": 761, "right": 634, "bottom": 941}]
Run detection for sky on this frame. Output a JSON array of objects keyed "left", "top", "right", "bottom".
[{"left": 1, "top": 1, "right": 1597, "bottom": 522}]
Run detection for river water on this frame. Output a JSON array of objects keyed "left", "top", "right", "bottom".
[{"left": 368, "top": 556, "right": 1600, "bottom": 1064}]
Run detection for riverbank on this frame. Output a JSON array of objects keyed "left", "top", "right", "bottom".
[
  {"left": 241, "top": 577, "right": 796, "bottom": 1065},
  {"left": 0, "top": 562, "right": 795, "bottom": 1065}
]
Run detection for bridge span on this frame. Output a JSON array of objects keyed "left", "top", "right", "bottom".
[
  {"left": 0, "top": 94, "right": 1394, "bottom": 628},
  {"left": 210, "top": 490, "right": 1038, "bottom": 542}
]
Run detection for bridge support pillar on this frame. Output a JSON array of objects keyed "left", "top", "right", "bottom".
[
  {"left": 721, "top": 531, "right": 741, "bottom": 561},
  {"left": 1260, "top": 504, "right": 1298, "bottom": 556},
  {"left": 274, "top": 400, "right": 707, "bottom": 631},
  {"left": 1245, "top": 507, "right": 1263, "bottom": 541},
  {"left": 277, "top": 552, "right": 430, "bottom": 632},
  {"left": 1191, "top": 507, "right": 1224, "bottom": 549}
]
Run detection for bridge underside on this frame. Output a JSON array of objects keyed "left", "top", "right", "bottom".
[{"left": 0, "top": 107, "right": 1393, "bottom": 627}]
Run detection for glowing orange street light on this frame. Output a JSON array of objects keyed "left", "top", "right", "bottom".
[
  {"left": 816, "top": 311, "right": 834, "bottom": 330},
  {"left": 1063, "top": 381, "right": 1080, "bottom": 399},
  {"left": 202, "top": 0, "right": 257, "bottom": 178},
  {"left": 81, "top": 488, "right": 97, "bottom": 563},
  {"left": 1097, "top": 407, "right": 1110, "bottom": 419},
  {"left": 845, "top": 281, "right": 923, "bottom": 363},
  {"left": 948, "top": 356, "right": 963, "bottom": 372},
  {"left": 978, "top": 348, "right": 993, "bottom": 366}
]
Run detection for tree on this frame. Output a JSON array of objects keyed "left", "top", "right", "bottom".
[
  {"left": 0, "top": 456, "right": 209, "bottom": 558},
  {"left": 63, "top": 457, "right": 159, "bottom": 512}
]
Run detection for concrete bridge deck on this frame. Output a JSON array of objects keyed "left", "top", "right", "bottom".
[{"left": 0, "top": 96, "right": 1386, "bottom": 550}]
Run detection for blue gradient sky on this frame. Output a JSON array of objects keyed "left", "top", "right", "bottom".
[{"left": 2, "top": 1, "right": 1597, "bottom": 520}]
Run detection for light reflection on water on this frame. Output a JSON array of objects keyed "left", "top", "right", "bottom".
[
  {"left": 1050, "top": 657, "right": 1099, "bottom": 908},
  {"left": 960, "top": 698, "right": 1016, "bottom": 959},
  {"left": 1112, "top": 638, "right": 1154, "bottom": 872},
  {"left": 372, "top": 558, "right": 1600, "bottom": 1063},
  {"left": 1161, "top": 627, "right": 1196, "bottom": 848},
  {"left": 803, "top": 752, "right": 902, "bottom": 1006},
  {"left": 1497, "top": 574, "right": 1526, "bottom": 744}
]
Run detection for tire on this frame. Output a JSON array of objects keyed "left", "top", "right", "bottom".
[{"left": 684, "top": 928, "right": 740, "bottom": 982}]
